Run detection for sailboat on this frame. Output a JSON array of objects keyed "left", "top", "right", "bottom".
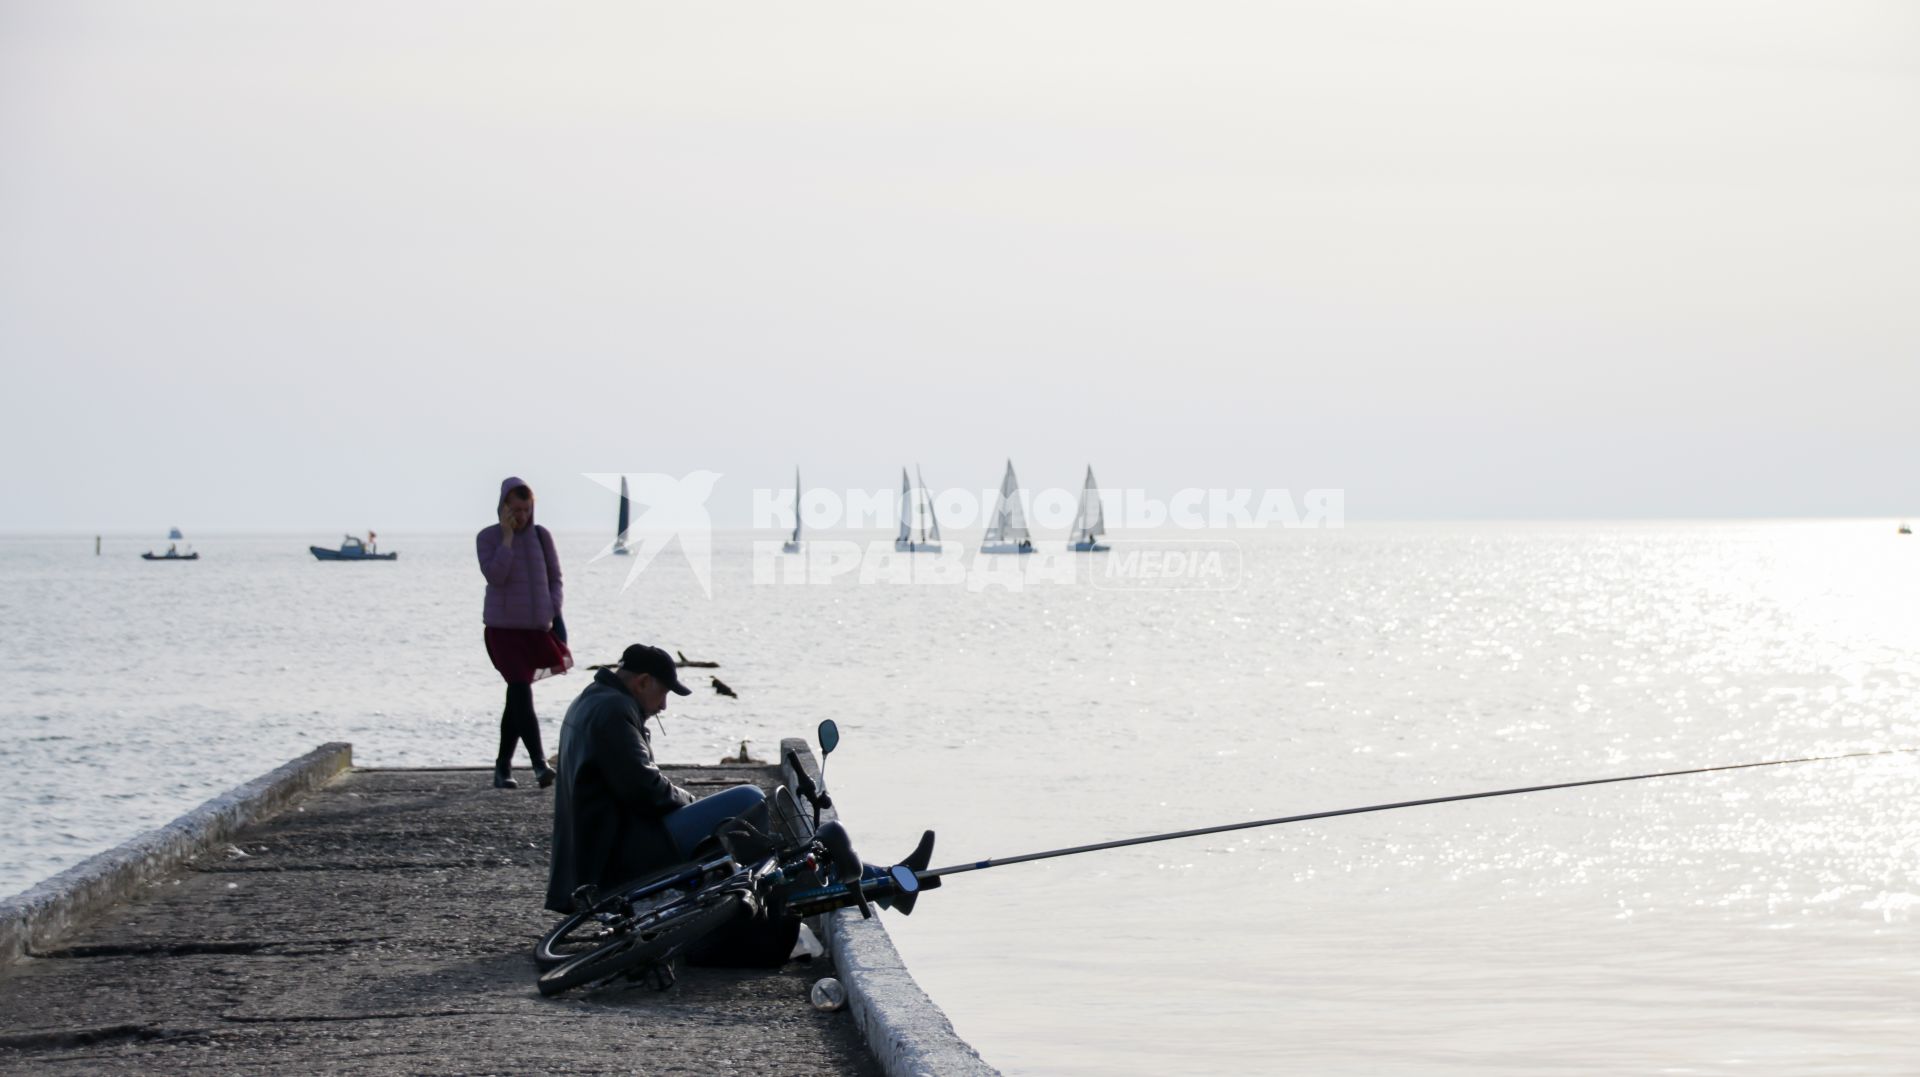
[
  {"left": 1068, "top": 466, "right": 1110, "bottom": 551},
  {"left": 782, "top": 468, "right": 803, "bottom": 553},
  {"left": 895, "top": 465, "right": 944, "bottom": 553},
  {"left": 980, "top": 460, "right": 1033, "bottom": 555},
  {"left": 612, "top": 476, "right": 631, "bottom": 555}
]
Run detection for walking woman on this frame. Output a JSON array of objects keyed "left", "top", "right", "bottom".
[{"left": 477, "top": 477, "right": 571, "bottom": 789}]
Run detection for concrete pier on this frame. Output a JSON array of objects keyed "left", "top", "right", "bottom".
[{"left": 0, "top": 752, "right": 888, "bottom": 1073}]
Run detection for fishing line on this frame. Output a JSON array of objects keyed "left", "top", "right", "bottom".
[{"left": 923, "top": 745, "right": 1920, "bottom": 879}]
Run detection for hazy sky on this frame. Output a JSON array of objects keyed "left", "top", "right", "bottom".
[{"left": 3, "top": 1, "right": 1916, "bottom": 530}]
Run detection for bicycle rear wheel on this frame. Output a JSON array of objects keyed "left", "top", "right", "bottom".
[
  {"left": 536, "top": 891, "right": 745, "bottom": 997},
  {"left": 535, "top": 863, "right": 705, "bottom": 971}
]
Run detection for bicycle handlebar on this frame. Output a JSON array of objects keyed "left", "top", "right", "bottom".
[
  {"left": 784, "top": 749, "right": 813, "bottom": 796},
  {"left": 784, "top": 748, "right": 834, "bottom": 827},
  {"left": 814, "top": 821, "right": 872, "bottom": 918}
]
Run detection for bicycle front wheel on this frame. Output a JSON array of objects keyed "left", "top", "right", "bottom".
[{"left": 536, "top": 891, "right": 745, "bottom": 997}]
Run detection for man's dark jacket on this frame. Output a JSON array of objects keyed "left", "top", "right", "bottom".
[{"left": 545, "top": 668, "right": 695, "bottom": 912}]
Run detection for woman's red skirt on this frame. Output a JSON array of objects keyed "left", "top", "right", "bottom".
[{"left": 485, "top": 627, "right": 573, "bottom": 685}]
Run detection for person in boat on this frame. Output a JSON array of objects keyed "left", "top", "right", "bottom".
[
  {"left": 477, "top": 477, "right": 570, "bottom": 790},
  {"left": 544, "top": 644, "right": 771, "bottom": 914}
]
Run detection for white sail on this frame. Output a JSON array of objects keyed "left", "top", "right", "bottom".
[
  {"left": 918, "top": 464, "right": 942, "bottom": 542},
  {"left": 1002, "top": 463, "right": 1030, "bottom": 541},
  {"left": 897, "top": 468, "right": 913, "bottom": 543},
  {"left": 1077, "top": 466, "right": 1105, "bottom": 541},
  {"left": 897, "top": 465, "right": 946, "bottom": 551},
  {"left": 1068, "top": 470, "right": 1087, "bottom": 541},
  {"left": 983, "top": 460, "right": 1030, "bottom": 545},
  {"left": 790, "top": 469, "right": 802, "bottom": 543}
]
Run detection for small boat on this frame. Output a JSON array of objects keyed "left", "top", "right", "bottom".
[
  {"left": 980, "top": 460, "right": 1034, "bottom": 555},
  {"left": 895, "top": 465, "right": 944, "bottom": 553},
  {"left": 782, "top": 468, "right": 803, "bottom": 553},
  {"left": 612, "top": 476, "right": 632, "bottom": 555},
  {"left": 1068, "top": 465, "right": 1110, "bottom": 552},
  {"left": 1902, "top": 523, "right": 1913, "bottom": 535},
  {"left": 311, "top": 534, "right": 397, "bottom": 561},
  {"left": 144, "top": 528, "right": 198, "bottom": 561}
]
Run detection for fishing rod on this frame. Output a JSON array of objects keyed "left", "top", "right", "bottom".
[{"left": 922, "top": 745, "right": 1920, "bottom": 880}]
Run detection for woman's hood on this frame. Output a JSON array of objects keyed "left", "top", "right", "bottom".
[{"left": 499, "top": 476, "right": 535, "bottom": 526}]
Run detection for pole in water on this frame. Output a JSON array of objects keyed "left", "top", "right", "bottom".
[
  {"left": 95, "top": 535, "right": 101, "bottom": 556},
  {"left": 923, "top": 746, "right": 1920, "bottom": 881}
]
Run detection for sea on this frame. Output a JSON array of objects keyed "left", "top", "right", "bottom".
[{"left": 3, "top": 521, "right": 1916, "bottom": 1074}]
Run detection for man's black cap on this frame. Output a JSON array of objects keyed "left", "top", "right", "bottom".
[{"left": 618, "top": 644, "right": 691, "bottom": 695}]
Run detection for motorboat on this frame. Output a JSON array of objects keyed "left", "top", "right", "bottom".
[
  {"left": 311, "top": 534, "right": 397, "bottom": 561},
  {"left": 144, "top": 528, "right": 198, "bottom": 561}
]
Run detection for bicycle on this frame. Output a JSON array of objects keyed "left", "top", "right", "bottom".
[{"left": 535, "top": 720, "right": 937, "bottom": 996}]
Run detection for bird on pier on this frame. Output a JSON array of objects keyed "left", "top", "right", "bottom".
[
  {"left": 720, "top": 739, "right": 764, "bottom": 765},
  {"left": 711, "top": 676, "right": 737, "bottom": 698}
]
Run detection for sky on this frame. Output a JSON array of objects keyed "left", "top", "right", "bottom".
[{"left": 2, "top": 1, "right": 1916, "bottom": 531}]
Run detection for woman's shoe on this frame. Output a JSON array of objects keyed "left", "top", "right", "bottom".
[
  {"left": 493, "top": 765, "right": 518, "bottom": 790},
  {"left": 533, "top": 764, "right": 558, "bottom": 789}
]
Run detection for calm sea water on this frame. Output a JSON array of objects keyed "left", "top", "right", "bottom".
[{"left": 3, "top": 522, "right": 1916, "bottom": 1073}]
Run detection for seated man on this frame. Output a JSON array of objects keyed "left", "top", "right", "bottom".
[{"left": 544, "top": 643, "right": 770, "bottom": 914}]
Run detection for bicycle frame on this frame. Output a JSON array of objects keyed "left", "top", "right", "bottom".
[{"left": 593, "top": 801, "right": 928, "bottom": 930}]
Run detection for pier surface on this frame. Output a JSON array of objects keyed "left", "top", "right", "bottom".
[{"left": 0, "top": 765, "right": 879, "bottom": 1074}]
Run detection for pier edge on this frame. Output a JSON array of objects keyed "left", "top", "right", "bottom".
[
  {"left": 0, "top": 741, "right": 353, "bottom": 964},
  {"left": 782, "top": 737, "right": 999, "bottom": 1076}
]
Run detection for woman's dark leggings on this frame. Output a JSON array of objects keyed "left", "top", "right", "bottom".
[{"left": 497, "top": 682, "right": 547, "bottom": 770}]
